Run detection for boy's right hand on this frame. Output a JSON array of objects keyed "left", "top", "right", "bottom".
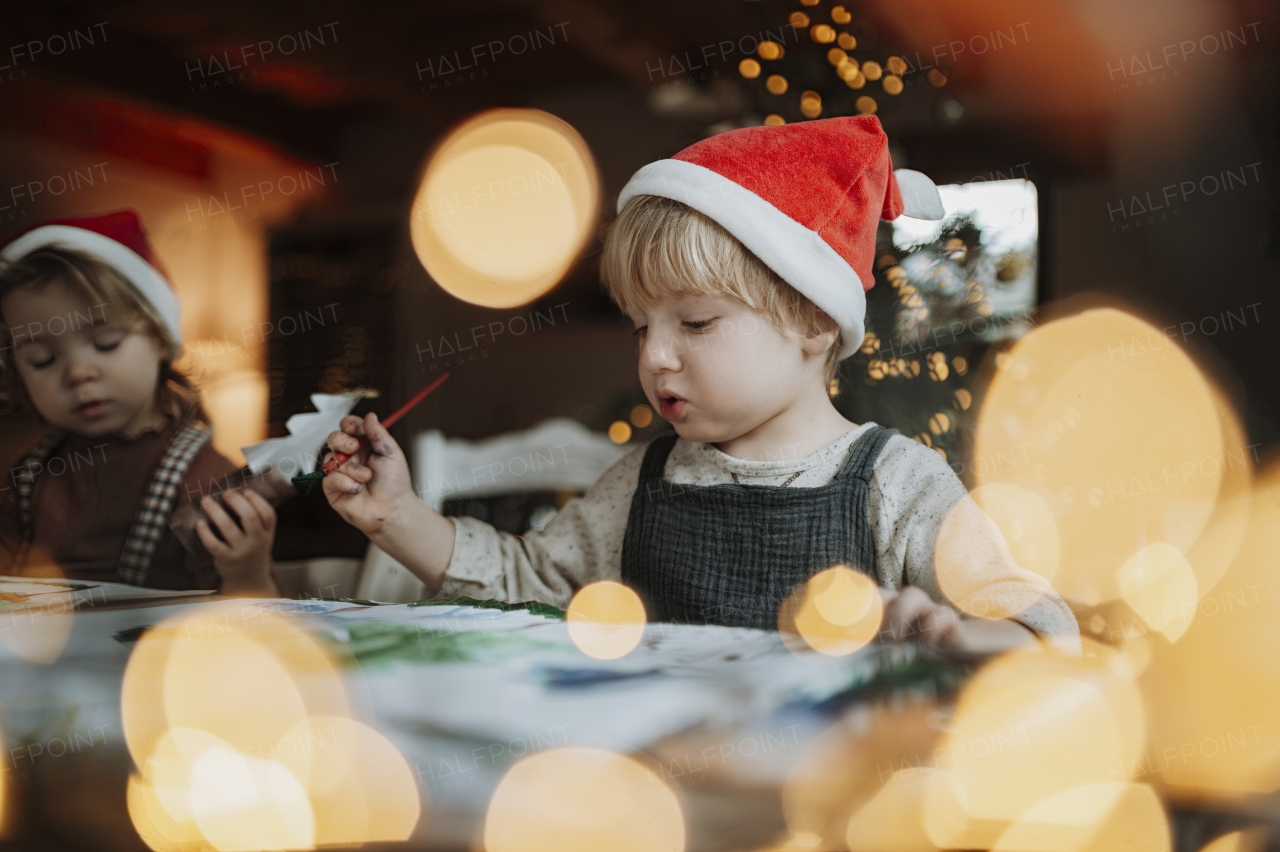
[{"left": 323, "top": 412, "right": 416, "bottom": 536}]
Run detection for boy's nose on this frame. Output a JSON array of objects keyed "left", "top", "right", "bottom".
[{"left": 639, "top": 332, "right": 681, "bottom": 373}]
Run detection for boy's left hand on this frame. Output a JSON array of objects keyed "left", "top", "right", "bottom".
[
  {"left": 879, "top": 586, "right": 1037, "bottom": 655},
  {"left": 197, "top": 490, "right": 280, "bottom": 598}
]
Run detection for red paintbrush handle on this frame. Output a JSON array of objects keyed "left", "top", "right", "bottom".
[
  {"left": 320, "top": 450, "right": 354, "bottom": 475},
  {"left": 321, "top": 372, "right": 450, "bottom": 474}
]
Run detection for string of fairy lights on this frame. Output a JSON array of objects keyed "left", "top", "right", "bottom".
[{"left": 736, "top": 0, "right": 949, "bottom": 125}]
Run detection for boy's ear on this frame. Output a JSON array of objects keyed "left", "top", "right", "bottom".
[
  {"left": 800, "top": 326, "right": 839, "bottom": 357},
  {"left": 800, "top": 310, "right": 840, "bottom": 358}
]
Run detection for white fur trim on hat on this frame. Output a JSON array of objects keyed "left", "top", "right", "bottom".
[
  {"left": 0, "top": 225, "right": 182, "bottom": 344},
  {"left": 894, "top": 169, "right": 946, "bottom": 220},
  {"left": 618, "top": 159, "right": 868, "bottom": 359}
]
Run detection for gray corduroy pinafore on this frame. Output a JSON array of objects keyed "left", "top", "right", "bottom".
[{"left": 620, "top": 426, "right": 896, "bottom": 630}]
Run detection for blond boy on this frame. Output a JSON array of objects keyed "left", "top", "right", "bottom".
[{"left": 324, "top": 116, "right": 1078, "bottom": 654}]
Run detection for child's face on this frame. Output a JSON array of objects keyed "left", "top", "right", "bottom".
[
  {"left": 3, "top": 277, "right": 167, "bottom": 438},
  {"left": 629, "top": 294, "right": 826, "bottom": 445}
]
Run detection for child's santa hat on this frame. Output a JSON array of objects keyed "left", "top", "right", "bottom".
[
  {"left": 617, "top": 115, "right": 943, "bottom": 358},
  {"left": 0, "top": 211, "right": 182, "bottom": 344}
]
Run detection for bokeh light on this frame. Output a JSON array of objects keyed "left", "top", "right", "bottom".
[
  {"left": 188, "top": 745, "right": 315, "bottom": 851},
  {"left": 0, "top": 598, "right": 73, "bottom": 665},
  {"left": 800, "top": 91, "right": 823, "bottom": 119},
  {"left": 1199, "top": 830, "right": 1270, "bottom": 852},
  {"left": 566, "top": 581, "right": 646, "bottom": 660},
  {"left": 783, "top": 704, "right": 943, "bottom": 847},
  {"left": 1117, "top": 544, "right": 1199, "bottom": 642},
  {"left": 991, "top": 781, "right": 1169, "bottom": 852},
  {"left": 934, "top": 486, "right": 1058, "bottom": 620},
  {"left": 810, "top": 24, "right": 836, "bottom": 44},
  {"left": 485, "top": 747, "right": 683, "bottom": 852},
  {"left": 122, "top": 602, "right": 421, "bottom": 849},
  {"left": 738, "top": 58, "right": 761, "bottom": 79},
  {"left": 607, "top": 420, "right": 632, "bottom": 444},
  {"left": 766, "top": 74, "right": 789, "bottom": 95},
  {"left": 933, "top": 641, "right": 1146, "bottom": 849},
  {"left": 409, "top": 108, "right": 599, "bottom": 309},
  {"left": 1139, "top": 459, "right": 1280, "bottom": 796},
  {"left": 629, "top": 404, "right": 653, "bottom": 428},
  {"left": 779, "top": 566, "right": 883, "bottom": 656},
  {"left": 973, "top": 307, "right": 1232, "bottom": 607},
  {"left": 846, "top": 768, "right": 969, "bottom": 851},
  {"left": 758, "top": 41, "right": 784, "bottom": 61}
]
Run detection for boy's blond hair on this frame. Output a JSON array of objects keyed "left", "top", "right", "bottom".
[
  {"left": 600, "top": 195, "right": 843, "bottom": 383},
  {"left": 0, "top": 247, "right": 207, "bottom": 425}
]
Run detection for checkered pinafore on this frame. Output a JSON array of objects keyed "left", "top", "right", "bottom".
[{"left": 13, "top": 422, "right": 211, "bottom": 585}]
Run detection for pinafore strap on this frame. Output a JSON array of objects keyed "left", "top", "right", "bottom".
[
  {"left": 14, "top": 430, "right": 70, "bottom": 570},
  {"left": 116, "top": 421, "right": 210, "bottom": 586}
]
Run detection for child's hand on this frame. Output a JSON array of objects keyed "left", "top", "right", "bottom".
[
  {"left": 322, "top": 412, "right": 417, "bottom": 536},
  {"left": 197, "top": 490, "right": 279, "bottom": 598},
  {"left": 879, "top": 586, "right": 1036, "bottom": 655}
]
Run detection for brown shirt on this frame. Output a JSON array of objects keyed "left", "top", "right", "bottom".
[{"left": 0, "top": 419, "right": 241, "bottom": 589}]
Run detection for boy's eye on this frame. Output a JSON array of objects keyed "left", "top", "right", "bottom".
[
  {"left": 684, "top": 320, "right": 712, "bottom": 331},
  {"left": 632, "top": 326, "right": 648, "bottom": 337}
]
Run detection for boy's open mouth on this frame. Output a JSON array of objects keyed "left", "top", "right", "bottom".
[{"left": 657, "top": 394, "right": 686, "bottom": 421}]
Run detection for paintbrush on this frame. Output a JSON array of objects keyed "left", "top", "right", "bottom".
[{"left": 291, "top": 372, "right": 450, "bottom": 493}]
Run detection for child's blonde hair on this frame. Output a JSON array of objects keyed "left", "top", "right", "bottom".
[
  {"left": 0, "top": 247, "right": 206, "bottom": 425},
  {"left": 600, "top": 195, "right": 842, "bottom": 382}
]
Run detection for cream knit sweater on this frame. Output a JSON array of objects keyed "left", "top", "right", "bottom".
[{"left": 441, "top": 422, "right": 1080, "bottom": 647}]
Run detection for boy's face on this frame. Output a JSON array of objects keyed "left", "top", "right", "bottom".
[
  {"left": 629, "top": 294, "right": 826, "bottom": 447},
  {"left": 3, "top": 277, "right": 167, "bottom": 439}
]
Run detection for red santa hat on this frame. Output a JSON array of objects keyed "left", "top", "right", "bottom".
[
  {"left": 617, "top": 115, "right": 943, "bottom": 358},
  {"left": 0, "top": 210, "right": 182, "bottom": 344}
]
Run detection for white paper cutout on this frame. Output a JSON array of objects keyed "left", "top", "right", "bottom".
[{"left": 241, "top": 392, "right": 364, "bottom": 476}]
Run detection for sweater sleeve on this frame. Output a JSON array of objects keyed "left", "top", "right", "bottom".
[
  {"left": 439, "top": 442, "right": 648, "bottom": 608},
  {"left": 868, "top": 435, "right": 1080, "bottom": 650}
]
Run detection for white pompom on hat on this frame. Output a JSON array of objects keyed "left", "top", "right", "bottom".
[{"left": 617, "top": 115, "right": 943, "bottom": 358}]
